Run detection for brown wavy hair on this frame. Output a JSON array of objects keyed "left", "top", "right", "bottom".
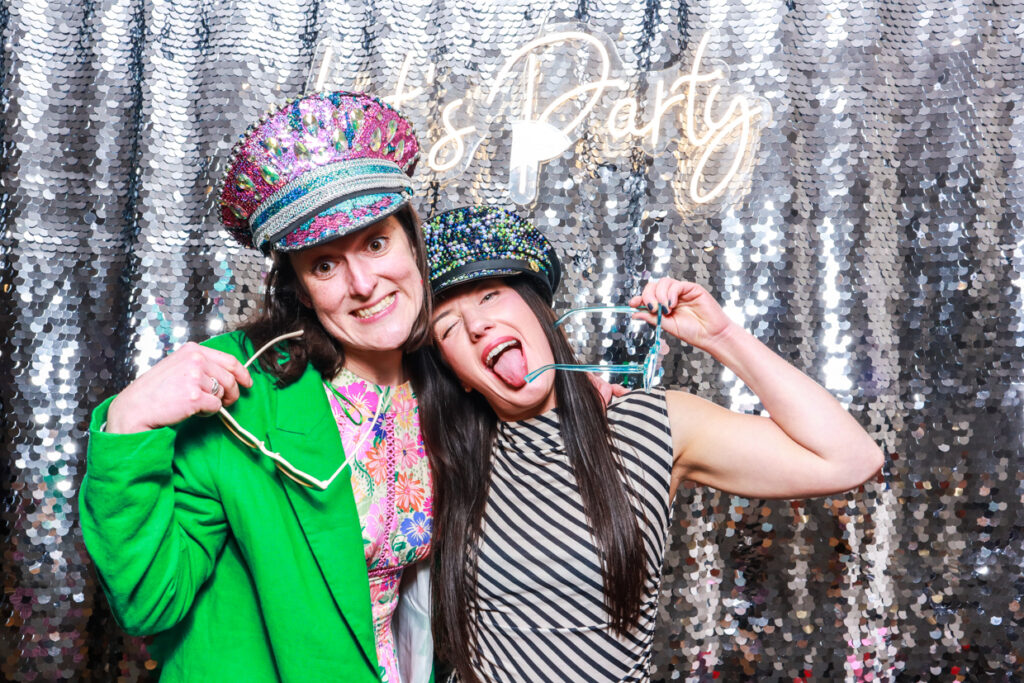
[{"left": 240, "top": 204, "right": 432, "bottom": 385}]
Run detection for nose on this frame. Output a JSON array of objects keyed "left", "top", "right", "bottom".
[
  {"left": 464, "top": 310, "right": 494, "bottom": 342},
  {"left": 346, "top": 257, "right": 378, "bottom": 299}
]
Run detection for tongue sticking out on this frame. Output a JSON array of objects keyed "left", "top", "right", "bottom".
[{"left": 491, "top": 347, "right": 528, "bottom": 388}]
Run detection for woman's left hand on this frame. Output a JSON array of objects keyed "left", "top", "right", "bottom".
[{"left": 629, "top": 278, "right": 734, "bottom": 352}]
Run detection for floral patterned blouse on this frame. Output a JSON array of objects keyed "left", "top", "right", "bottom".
[{"left": 325, "top": 367, "right": 433, "bottom": 683}]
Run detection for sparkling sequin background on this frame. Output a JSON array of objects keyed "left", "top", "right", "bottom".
[{"left": 1, "top": 0, "right": 1021, "bottom": 680}]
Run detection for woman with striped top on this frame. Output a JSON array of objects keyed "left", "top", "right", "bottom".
[{"left": 414, "top": 206, "right": 884, "bottom": 682}]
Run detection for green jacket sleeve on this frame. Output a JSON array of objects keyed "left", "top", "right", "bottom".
[{"left": 79, "top": 396, "right": 229, "bottom": 636}]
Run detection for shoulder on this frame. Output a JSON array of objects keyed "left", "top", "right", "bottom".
[
  {"left": 199, "top": 330, "right": 310, "bottom": 391},
  {"left": 606, "top": 390, "right": 674, "bottom": 500},
  {"left": 607, "top": 389, "right": 670, "bottom": 428},
  {"left": 200, "top": 330, "right": 255, "bottom": 361},
  {"left": 606, "top": 389, "right": 673, "bottom": 457}
]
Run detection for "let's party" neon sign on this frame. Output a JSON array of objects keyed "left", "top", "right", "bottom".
[{"left": 309, "top": 25, "right": 769, "bottom": 211}]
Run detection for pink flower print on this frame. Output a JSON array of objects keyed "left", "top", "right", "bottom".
[
  {"left": 395, "top": 473, "right": 426, "bottom": 512},
  {"left": 338, "top": 381, "right": 378, "bottom": 419},
  {"left": 390, "top": 385, "right": 414, "bottom": 412},
  {"left": 363, "top": 500, "right": 386, "bottom": 545},
  {"left": 390, "top": 389, "right": 417, "bottom": 433},
  {"left": 395, "top": 431, "right": 423, "bottom": 469},
  {"left": 364, "top": 441, "right": 390, "bottom": 485}
]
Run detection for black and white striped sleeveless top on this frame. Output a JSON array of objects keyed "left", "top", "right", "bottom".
[{"left": 465, "top": 390, "right": 674, "bottom": 682}]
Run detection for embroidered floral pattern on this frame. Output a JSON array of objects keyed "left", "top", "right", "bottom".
[
  {"left": 325, "top": 368, "right": 432, "bottom": 683},
  {"left": 400, "top": 511, "right": 431, "bottom": 548},
  {"left": 395, "top": 472, "right": 427, "bottom": 512}
]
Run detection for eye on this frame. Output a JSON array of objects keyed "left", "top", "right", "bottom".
[
  {"left": 367, "top": 236, "right": 389, "bottom": 254},
  {"left": 435, "top": 317, "right": 460, "bottom": 341},
  {"left": 480, "top": 290, "right": 499, "bottom": 304},
  {"left": 312, "top": 260, "right": 334, "bottom": 276}
]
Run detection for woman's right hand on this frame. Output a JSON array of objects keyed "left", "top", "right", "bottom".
[{"left": 105, "top": 342, "right": 253, "bottom": 434}]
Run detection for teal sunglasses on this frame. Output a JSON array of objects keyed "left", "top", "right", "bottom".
[{"left": 524, "top": 305, "right": 664, "bottom": 393}]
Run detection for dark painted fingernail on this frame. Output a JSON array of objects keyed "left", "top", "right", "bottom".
[
  {"left": 660, "top": 305, "right": 670, "bottom": 315},
  {"left": 647, "top": 304, "right": 656, "bottom": 312}
]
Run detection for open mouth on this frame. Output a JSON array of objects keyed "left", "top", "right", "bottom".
[
  {"left": 353, "top": 293, "right": 396, "bottom": 320},
  {"left": 484, "top": 338, "right": 527, "bottom": 388}
]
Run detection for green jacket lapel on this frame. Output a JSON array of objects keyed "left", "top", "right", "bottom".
[{"left": 266, "top": 364, "right": 379, "bottom": 675}]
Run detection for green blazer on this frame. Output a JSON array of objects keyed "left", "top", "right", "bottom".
[{"left": 80, "top": 331, "right": 427, "bottom": 681}]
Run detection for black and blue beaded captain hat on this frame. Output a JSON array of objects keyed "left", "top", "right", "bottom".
[{"left": 423, "top": 206, "right": 562, "bottom": 302}]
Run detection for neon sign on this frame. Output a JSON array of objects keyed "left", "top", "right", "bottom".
[{"left": 308, "top": 25, "right": 769, "bottom": 211}]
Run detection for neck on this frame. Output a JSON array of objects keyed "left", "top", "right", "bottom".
[{"left": 342, "top": 347, "right": 406, "bottom": 386}]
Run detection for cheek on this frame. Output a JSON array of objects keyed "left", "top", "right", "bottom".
[
  {"left": 439, "top": 344, "right": 469, "bottom": 377},
  {"left": 439, "top": 342, "right": 483, "bottom": 387}
]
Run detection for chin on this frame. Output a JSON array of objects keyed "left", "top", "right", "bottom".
[{"left": 486, "top": 379, "right": 555, "bottom": 420}]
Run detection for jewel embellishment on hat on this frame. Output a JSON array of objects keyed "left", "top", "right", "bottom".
[
  {"left": 220, "top": 91, "right": 420, "bottom": 252},
  {"left": 423, "top": 206, "right": 562, "bottom": 301}
]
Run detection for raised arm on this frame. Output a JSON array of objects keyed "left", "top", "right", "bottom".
[
  {"left": 630, "top": 278, "right": 884, "bottom": 501},
  {"left": 81, "top": 336, "right": 254, "bottom": 634}
]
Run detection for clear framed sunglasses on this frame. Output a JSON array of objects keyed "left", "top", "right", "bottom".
[
  {"left": 217, "top": 330, "right": 391, "bottom": 490},
  {"left": 524, "top": 305, "right": 665, "bottom": 393}
]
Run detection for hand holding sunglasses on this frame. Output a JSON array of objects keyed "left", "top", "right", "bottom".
[
  {"left": 628, "top": 278, "right": 735, "bottom": 354},
  {"left": 105, "top": 339, "right": 255, "bottom": 435}
]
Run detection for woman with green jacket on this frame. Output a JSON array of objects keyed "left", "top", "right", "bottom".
[{"left": 80, "top": 91, "right": 433, "bottom": 682}]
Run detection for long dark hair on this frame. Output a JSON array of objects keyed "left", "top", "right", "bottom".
[
  {"left": 239, "top": 204, "right": 432, "bottom": 385},
  {"left": 412, "top": 277, "right": 647, "bottom": 683}
]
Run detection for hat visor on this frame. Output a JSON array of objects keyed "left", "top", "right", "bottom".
[{"left": 271, "top": 190, "right": 410, "bottom": 252}]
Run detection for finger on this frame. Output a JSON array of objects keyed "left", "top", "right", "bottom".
[
  {"left": 675, "top": 279, "right": 705, "bottom": 304},
  {"left": 653, "top": 278, "right": 676, "bottom": 311},
  {"left": 204, "top": 347, "right": 254, "bottom": 388},
  {"left": 664, "top": 279, "right": 686, "bottom": 310},
  {"left": 184, "top": 367, "right": 223, "bottom": 416},
  {"left": 630, "top": 309, "right": 658, "bottom": 326},
  {"left": 588, "top": 372, "right": 611, "bottom": 405},
  {"left": 638, "top": 280, "right": 660, "bottom": 312},
  {"left": 206, "top": 364, "right": 241, "bottom": 407},
  {"left": 194, "top": 391, "right": 224, "bottom": 417}
]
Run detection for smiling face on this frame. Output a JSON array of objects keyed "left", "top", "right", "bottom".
[
  {"left": 432, "top": 279, "right": 557, "bottom": 421},
  {"left": 290, "top": 214, "right": 424, "bottom": 384}
]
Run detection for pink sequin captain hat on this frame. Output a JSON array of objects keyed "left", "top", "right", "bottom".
[{"left": 219, "top": 91, "right": 420, "bottom": 253}]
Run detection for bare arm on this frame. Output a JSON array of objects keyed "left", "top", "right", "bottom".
[{"left": 630, "top": 279, "right": 884, "bottom": 501}]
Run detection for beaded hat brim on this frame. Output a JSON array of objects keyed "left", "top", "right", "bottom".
[{"left": 431, "top": 264, "right": 552, "bottom": 299}]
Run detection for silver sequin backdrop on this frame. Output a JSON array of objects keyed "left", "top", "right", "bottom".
[{"left": 1, "top": 0, "right": 1022, "bottom": 680}]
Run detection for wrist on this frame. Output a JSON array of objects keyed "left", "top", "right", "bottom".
[
  {"left": 105, "top": 394, "right": 152, "bottom": 434},
  {"left": 702, "top": 321, "right": 755, "bottom": 367},
  {"left": 702, "top": 319, "right": 743, "bottom": 352}
]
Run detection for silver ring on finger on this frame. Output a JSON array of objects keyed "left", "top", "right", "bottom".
[{"left": 209, "top": 377, "right": 222, "bottom": 396}]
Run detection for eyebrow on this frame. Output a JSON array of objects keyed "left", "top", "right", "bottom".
[{"left": 431, "top": 310, "right": 453, "bottom": 327}]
